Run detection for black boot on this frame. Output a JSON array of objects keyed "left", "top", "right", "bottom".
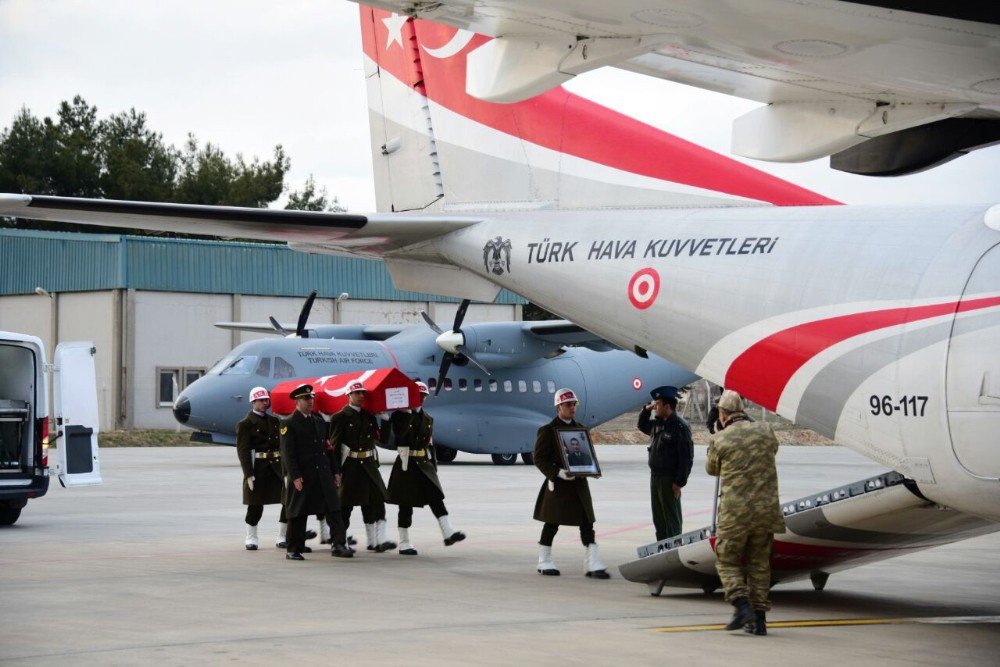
[
  {"left": 330, "top": 543, "right": 354, "bottom": 558},
  {"left": 725, "top": 598, "right": 754, "bottom": 631},
  {"left": 743, "top": 610, "right": 767, "bottom": 636}
]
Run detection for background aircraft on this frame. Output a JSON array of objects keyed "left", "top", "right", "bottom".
[
  {"left": 353, "top": 0, "right": 1000, "bottom": 176},
  {"left": 173, "top": 294, "right": 698, "bottom": 464}
]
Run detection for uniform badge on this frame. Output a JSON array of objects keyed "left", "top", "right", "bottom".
[{"left": 280, "top": 426, "right": 287, "bottom": 435}]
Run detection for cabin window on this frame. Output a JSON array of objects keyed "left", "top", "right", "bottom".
[
  {"left": 489, "top": 380, "right": 498, "bottom": 392},
  {"left": 503, "top": 380, "right": 512, "bottom": 392},
  {"left": 532, "top": 380, "right": 541, "bottom": 393},
  {"left": 547, "top": 380, "right": 556, "bottom": 393},
  {"left": 444, "top": 378, "right": 453, "bottom": 391},
  {"left": 518, "top": 380, "right": 527, "bottom": 393},
  {"left": 273, "top": 356, "right": 296, "bottom": 379},
  {"left": 474, "top": 379, "right": 483, "bottom": 392},
  {"left": 459, "top": 378, "right": 468, "bottom": 391}
]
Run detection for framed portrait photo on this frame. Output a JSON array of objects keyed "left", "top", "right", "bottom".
[{"left": 555, "top": 428, "right": 601, "bottom": 477}]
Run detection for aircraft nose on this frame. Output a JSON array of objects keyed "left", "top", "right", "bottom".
[{"left": 173, "top": 396, "right": 191, "bottom": 424}]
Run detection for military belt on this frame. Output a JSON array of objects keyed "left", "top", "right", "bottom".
[
  {"left": 406, "top": 449, "right": 426, "bottom": 457},
  {"left": 347, "top": 449, "right": 376, "bottom": 459},
  {"left": 254, "top": 451, "right": 280, "bottom": 460}
]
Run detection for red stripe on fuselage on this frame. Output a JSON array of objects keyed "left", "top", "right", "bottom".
[
  {"left": 724, "top": 296, "right": 1000, "bottom": 410},
  {"left": 359, "top": 8, "right": 838, "bottom": 207}
]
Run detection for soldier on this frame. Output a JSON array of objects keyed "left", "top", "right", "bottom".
[
  {"left": 329, "top": 380, "right": 396, "bottom": 553},
  {"left": 532, "top": 388, "right": 610, "bottom": 579},
  {"left": 705, "top": 390, "right": 786, "bottom": 636},
  {"left": 637, "top": 385, "right": 694, "bottom": 541},
  {"left": 236, "top": 386, "right": 285, "bottom": 550},
  {"left": 386, "top": 381, "right": 465, "bottom": 555},
  {"left": 279, "top": 383, "right": 354, "bottom": 560}
]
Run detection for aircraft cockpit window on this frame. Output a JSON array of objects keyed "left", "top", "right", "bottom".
[
  {"left": 458, "top": 379, "right": 467, "bottom": 391},
  {"left": 220, "top": 355, "right": 258, "bottom": 375},
  {"left": 532, "top": 380, "right": 541, "bottom": 393},
  {"left": 254, "top": 357, "right": 272, "bottom": 377},
  {"left": 474, "top": 379, "right": 482, "bottom": 392},
  {"left": 273, "top": 356, "right": 296, "bottom": 379},
  {"left": 489, "top": 380, "right": 498, "bottom": 392},
  {"left": 518, "top": 380, "right": 527, "bottom": 393},
  {"left": 503, "top": 380, "right": 512, "bottom": 392}
]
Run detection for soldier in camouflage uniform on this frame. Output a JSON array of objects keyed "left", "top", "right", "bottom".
[{"left": 705, "top": 390, "right": 786, "bottom": 636}]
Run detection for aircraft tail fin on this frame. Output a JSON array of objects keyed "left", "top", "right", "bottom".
[{"left": 359, "top": 7, "right": 837, "bottom": 213}]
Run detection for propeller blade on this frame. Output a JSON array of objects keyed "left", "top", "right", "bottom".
[
  {"left": 455, "top": 344, "right": 492, "bottom": 376},
  {"left": 268, "top": 316, "right": 289, "bottom": 336},
  {"left": 452, "top": 298, "right": 470, "bottom": 331},
  {"left": 420, "top": 310, "right": 444, "bottom": 335},
  {"left": 435, "top": 354, "right": 454, "bottom": 396},
  {"left": 296, "top": 290, "right": 317, "bottom": 338}
]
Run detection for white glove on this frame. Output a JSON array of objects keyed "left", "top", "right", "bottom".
[
  {"left": 557, "top": 469, "right": 572, "bottom": 481},
  {"left": 247, "top": 476, "right": 255, "bottom": 491}
]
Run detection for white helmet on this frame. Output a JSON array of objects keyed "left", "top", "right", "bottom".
[
  {"left": 249, "top": 386, "right": 270, "bottom": 403},
  {"left": 553, "top": 388, "right": 578, "bottom": 406},
  {"left": 415, "top": 381, "right": 430, "bottom": 395}
]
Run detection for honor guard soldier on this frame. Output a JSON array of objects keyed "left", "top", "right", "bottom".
[
  {"left": 236, "top": 387, "right": 286, "bottom": 550},
  {"left": 280, "top": 384, "right": 354, "bottom": 560},
  {"left": 532, "top": 388, "right": 609, "bottom": 579},
  {"left": 706, "top": 390, "right": 786, "bottom": 636},
  {"left": 328, "top": 381, "right": 396, "bottom": 553},
  {"left": 386, "top": 381, "right": 465, "bottom": 555},
  {"left": 638, "top": 385, "right": 694, "bottom": 541}
]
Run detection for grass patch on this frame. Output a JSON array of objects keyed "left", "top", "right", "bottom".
[{"left": 98, "top": 429, "right": 212, "bottom": 447}]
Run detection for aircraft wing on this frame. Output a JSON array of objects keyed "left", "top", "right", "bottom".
[
  {"left": 354, "top": 1, "right": 1000, "bottom": 173},
  {"left": 618, "top": 471, "right": 999, "bottom": 594},
  {"left": 0, "top": 193, "right": 502, "bottom": 302}
]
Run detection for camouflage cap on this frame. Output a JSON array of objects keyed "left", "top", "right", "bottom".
[{"left": 717, "top": 389, "right": 744, "bottom": 412}]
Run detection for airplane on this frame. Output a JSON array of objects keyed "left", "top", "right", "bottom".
[
  {"left": 352, "top": 0, "right": 1000, "bottom": 176},
  {"left": 1, "top": 5, "right": 997, "bottom": 592},
  {"left": 174, "top": 293, "right": 699, "bottom": 464}
]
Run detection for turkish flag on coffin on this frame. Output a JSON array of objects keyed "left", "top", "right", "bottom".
[{"left": 270, "top": 368, "right": 422, "bottom": 417}]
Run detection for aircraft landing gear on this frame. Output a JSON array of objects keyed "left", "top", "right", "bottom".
[
  {"left": 810, "top": 570, "right": 830, "bottom": 591},
  {"left": 491, "top": 452, "right": 518, "bottom": 465},
  {"left": 520, "top": 452, "right": 534, "bottom": 465},
  {"left": 436, "top": 445, "right": 457, "bottom": 464}
]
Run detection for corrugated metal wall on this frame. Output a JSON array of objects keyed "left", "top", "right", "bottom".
[{"left": 0, "top": 229, "right": 524, "bottom": 304}]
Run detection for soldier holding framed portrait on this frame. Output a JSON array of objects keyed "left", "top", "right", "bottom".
[{"left": 531, "top": 387, "right": 610, "bottom": 580}]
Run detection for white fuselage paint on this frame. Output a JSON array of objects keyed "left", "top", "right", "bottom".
[{"left": 386, "top": 203, "right": 1000, "bottom": 520}]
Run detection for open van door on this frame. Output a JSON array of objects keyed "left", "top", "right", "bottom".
[{"left": 53, "top": 342, "right": 101, "bottom": 487}]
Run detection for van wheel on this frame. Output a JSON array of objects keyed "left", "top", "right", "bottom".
[
  {"left": 0, "top": 507, "right": 22, "bottom": 526},
  {"left": 491, "top": 453, "right": 517, "bottom": 465},
  {"left": 435, "top": 445, "right": 458, "bottom": 464}
]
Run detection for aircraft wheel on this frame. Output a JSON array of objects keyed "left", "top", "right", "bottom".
[
  {"left": 436, "top": 445, "right": 457, "bottom": 464},
  {"left": 491, "top": 453, "right": 518, "bottom": 466},
  {"left": 520, "top": 452, "right": 533, "bottom": 465},
  {"left": 0, "top": 507, "right": 22, "bottom": 526},
  {"left": 810, "top": 570, "right": 829, "bottom": 591}
]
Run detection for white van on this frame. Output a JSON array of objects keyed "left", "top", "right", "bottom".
[{"left": 0, "top": 331, "right": 101, "bottom": 526}]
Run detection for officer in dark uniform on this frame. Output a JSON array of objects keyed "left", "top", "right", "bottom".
[
  {"left": 279, "top": 384, "right": 353, "bottom": 560},
  {"left": 533, "top": 387, "right": 609, "bottom": 579},
  {"left": 386, "top": 381, "right": 465, "bottom": 555},
  {"left": 236, "top": 386, "right": 285, "bottom": 550},
  {"left": 328, "top": 380, "right": 395, "bottom": 553},
  {"left": 638, "top": 385, "right": 694, "bottom": 541}
]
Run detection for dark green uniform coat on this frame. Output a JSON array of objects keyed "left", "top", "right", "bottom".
[
  {"left": 328, "top": 405, "right": 388, "bottom": 506},
  {"left": 235, "top": 410, "right": 283, "bottom": 506},
  {"left": 533, "top": 417, "right": 595, "bottom": 526},
  {"left": 280, "top": 410, "right": 341, "bottom": 518},
  {"left": 387, "top": 409, "right": 444, "bottom": 507}
]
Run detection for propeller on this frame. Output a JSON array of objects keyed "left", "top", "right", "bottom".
[
  {"left": 268, "top": 290, "right": 318, "bottom": 338},
  {"left": 420, "top": 298, "right": 491, "bottom": 396}
]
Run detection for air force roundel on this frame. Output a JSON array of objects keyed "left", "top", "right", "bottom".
[{"left": 628, "top": 268, "right": 660, "bottom": 310}]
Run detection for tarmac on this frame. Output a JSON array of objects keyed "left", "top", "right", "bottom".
[{"left": 1, "top": 444, "right": 997, "bottom": 665}]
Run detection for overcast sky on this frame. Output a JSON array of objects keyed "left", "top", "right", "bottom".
[{"left": 1, "top": 0, "right": 997, "bottom": 211}]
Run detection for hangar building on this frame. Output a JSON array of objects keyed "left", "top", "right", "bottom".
[{"left": 0, "top": 229, "right": 524, "bottom": 431}]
